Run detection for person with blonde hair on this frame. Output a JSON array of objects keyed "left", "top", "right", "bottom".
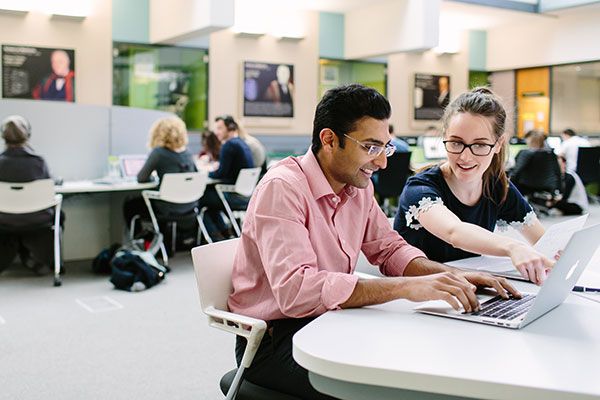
[
  {"left": 123, "top": 116, "right": 197, "bottom": 240},
  {"left": 394, "top": 88, "right": 553, "bottom": 285}
]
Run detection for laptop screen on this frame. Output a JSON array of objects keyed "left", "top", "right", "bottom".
[
  {"left": 422, "top": 137, "right": 447, "bottom": 160},
  {"left": 119, "top": 154, "right": 147, "bottom": 178}
]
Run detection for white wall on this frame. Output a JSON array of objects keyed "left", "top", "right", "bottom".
[
  {"left": 489, "top": 71, "right": 516, "bottom": 137},
  {"left": 387, "top": 31, "right": 470, "bottom": 134},
  {"left": 208, "top": 11, "right": 319, "bottom": 135},
  {"left": 487, "top": 7, "right": 600, "bottom": 70},
  {"left": 0, "top": 0, "right": 112, "bottom": 106}
]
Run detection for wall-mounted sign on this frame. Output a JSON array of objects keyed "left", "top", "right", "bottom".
[
  {"left": 243, "top": 61, "right": 294, "bottom": 118},
  {"left": 2, "top": 45, "right": 75, "bottom": 102},
  {"left": 413, "top": 73, "right": 449, "bottom": 120}
]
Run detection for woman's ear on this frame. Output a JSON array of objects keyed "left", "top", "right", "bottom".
[{"left": 494, "top": 134, "right": 507, "bottom": 154}]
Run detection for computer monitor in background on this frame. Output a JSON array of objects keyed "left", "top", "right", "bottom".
[
  {"left": 546, "top": 136, "right": 562, "bottom": 152},
  {"left": 422, "top": 136, "right": 447, "bottom": 160},
  {"left": 119, "top": 154, "right": 147, "bottom": 179}
]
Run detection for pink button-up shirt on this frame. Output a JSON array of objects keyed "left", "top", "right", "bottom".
[{"left": 228, "top": 150, "right": 426, "bottom": 321}]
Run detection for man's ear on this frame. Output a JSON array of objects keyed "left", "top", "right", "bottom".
[{"left": 320, "top": 128, "right": 336, "bottom": 152}]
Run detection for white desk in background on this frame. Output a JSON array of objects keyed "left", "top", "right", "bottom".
[
  {"left": 56, "top": 180, "right": 158, "bottom": 194},
  {"left": 293, "top": 279, "right": 600, "bottom": 400}
]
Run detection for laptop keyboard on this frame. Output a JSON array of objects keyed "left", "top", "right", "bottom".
[{"left": 471, "top": 294, "right": 535, "bottom": 320}]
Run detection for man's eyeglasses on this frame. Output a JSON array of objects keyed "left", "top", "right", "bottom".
[
  {"left": 343, "top": 134, "right": 396, "bottom": 157},
  {"left": 442, "top": 140, "right": 498, "bottom": 156}
]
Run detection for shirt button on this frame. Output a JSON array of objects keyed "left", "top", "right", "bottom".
[{"left": 332, "top": 197, "right": 339, "bottom": 203}]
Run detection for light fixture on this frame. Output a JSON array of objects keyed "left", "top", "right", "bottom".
[{"left": 0, "top": 0, "right": 30, "bottom": 14}]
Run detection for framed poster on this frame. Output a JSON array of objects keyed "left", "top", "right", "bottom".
[
  {"left": 243, "top": 61, "right": 294, "bottom": 118},
  {"left": 413, "top": 73, "right": 449, "bottom": 120},
  {"left": 2, "top": 45, "right": 75, "bottom": 102}
]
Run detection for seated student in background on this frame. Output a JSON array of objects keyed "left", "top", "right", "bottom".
[
  {"left": 0, "top": 115, "right": 63, "bottom": 275},
  {"left": 388, "top": 123, "right": 410, "bottom": 153},
  {"left": 558, "top": 128, "right": 590, "bottom": 172},
  {"left": 394, "top": 88, "right": 553, "bottom": 285},
  {"left": 238, "top": 124, "right": 267, "bottom": 172},
  {"left": 509, "top": 130, "right": 561, "bottom": 196},
  {"left": 548, "top": 155, "right": 589, "bottom": 215},
  {"left": 198, "top": 115, "right": 254, "bottom": 240},
  {"left": 229, "top": 84, "right": 519, "bottom": 399},
  {"left": 197, "top": 130, "right": 220, "bottom": 169},
  {"left": 123, "top": 117, "right": 197, "bottom": 233}
]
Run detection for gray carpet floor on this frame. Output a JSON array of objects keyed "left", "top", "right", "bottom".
[{"left": 1, "top": 204, "right": 599, "bottom": 400}]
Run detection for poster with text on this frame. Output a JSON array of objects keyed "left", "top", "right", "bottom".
[
  {"left": 243, "top": 61, "right": 294, "bottom": 118},
  {"left": 2, "top": 45, "right": 75, "bottom": 102},
  {"left": 413, "top": 73, "right": 449, "bottom": 120}
]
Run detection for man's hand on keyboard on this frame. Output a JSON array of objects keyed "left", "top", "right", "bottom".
[{"left": 451, "top": 270, "right": 522, "bottom": 300}]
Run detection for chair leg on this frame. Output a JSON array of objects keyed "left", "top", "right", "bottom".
[
  {"left": 171, "top": 221, "right": 177, "bottom": 256},
  {"left": 129, "top": 215, "right": 140, "bottom": 241},
  {"left": 226, "top": 366, "right": 245, "bottom": 400},
  {"left": 158, "top": 241, "right": 169, "bottom": 266},
  {"left": 197, "top": 208, "right": 213, "bottom": 244}
]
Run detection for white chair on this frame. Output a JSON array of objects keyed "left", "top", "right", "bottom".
[
  {"left": 214, "top": 167, "right": 261, "bottom": 237},
  {"left": 141, "top": 171, "right": 212, "bottom": 266},
  {"left": 0, "top": 179, "right": 63, "bottom": 286},
  {"left": 192, "top": 239, "right": 297, "bottom": 399}
]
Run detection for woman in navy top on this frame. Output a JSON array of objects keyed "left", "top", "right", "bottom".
[{"left": 394, "top": 88, "right": 553, "bottom": 285}]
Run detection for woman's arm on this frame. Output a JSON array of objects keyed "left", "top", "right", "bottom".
[{"left": 417, "top": 204, "right": 553, "bottom": 284}]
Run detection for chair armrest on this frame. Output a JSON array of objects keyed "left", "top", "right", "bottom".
[
  {"left": 215, "top": 184, "right": 236, "bottom": 194},
  {"left": 204, "top": 306, "right": 267, "bottom": 368},
  {"left": 142, "top": 190, "right": 161, "bottom": 200}
]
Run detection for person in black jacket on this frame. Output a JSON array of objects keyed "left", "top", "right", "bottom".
[{"left": 0, "top": 115, "right": 62, "bottom": 275}]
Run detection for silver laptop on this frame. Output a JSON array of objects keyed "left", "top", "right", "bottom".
[
  {"left": 422, "top": 136, "right": 447, "bottom": 160},
  {"left": 445, "top": 214, "right": 588, "bottom": 281},
  {"left": 415, "top": 223, "right": 600, "bottom": 329}
]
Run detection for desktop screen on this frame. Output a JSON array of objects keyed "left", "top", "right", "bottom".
[
  {"left": 119, "top": 155, "right": 147, "bottom": 178},
  {"left": 422, "top": 137, "right": 447, "bottom": 159}
]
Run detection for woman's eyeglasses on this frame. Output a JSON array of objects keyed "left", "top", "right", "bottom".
[
  {"left": 343, "top": 134, "right": 396, "bottom": 157},
  {"left": 442, "top": 140, "right": 497, "bottom": 156}
]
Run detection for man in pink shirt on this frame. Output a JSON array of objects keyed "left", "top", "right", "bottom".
[{"left": 228, "top": 84, "right": 518, "bottom": 399}]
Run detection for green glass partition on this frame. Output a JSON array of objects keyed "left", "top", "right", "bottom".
[
  {"left": 319, "top": 59, "right": 387, "bottom": 99},
  {"left": 113, "top": 42, "right": 208, "bottom": 130}
]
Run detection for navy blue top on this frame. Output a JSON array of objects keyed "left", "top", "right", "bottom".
[
  {"left": 393, "top": 166, "right": 533, "bottom": 262},
  {"left": 209, "top": 137, "right": 254, "bottom": 184}
]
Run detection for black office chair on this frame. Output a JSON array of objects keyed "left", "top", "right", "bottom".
[
  {"left": 576, "top": 146, "right": 600, "bottom": 196},
  {"left": 510, "top": 149, "right": 562, "bottom": 215},
  {"left": 373, "top": 152, "right": 412, "bottom": 217}
]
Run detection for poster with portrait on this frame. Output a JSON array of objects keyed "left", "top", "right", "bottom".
[
  {"left": 2, "top": 45, "right": 75, "bottom": 102},
  {"left": 243, "top": 61, "right": 294, "bottom": 118},
  {"left": 413, "top": 73, "right": 449, "bottom": 120}
]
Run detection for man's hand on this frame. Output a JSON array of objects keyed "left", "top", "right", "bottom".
[
  {"left": 399, "top": 272, "right": 481, "bottom": 312},
  {"left": 451, "top": 270, "right": 521, "bottom": 300}
]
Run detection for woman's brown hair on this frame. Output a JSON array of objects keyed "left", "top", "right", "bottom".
[{"left": 441, "top": 87, "right": 509, "bottom": 204}]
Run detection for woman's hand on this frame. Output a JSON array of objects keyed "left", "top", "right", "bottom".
[{"left": 508, "top": 243, "right": 554, "bottom": 285}]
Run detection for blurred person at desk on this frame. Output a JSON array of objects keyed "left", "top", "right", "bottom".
[
  {"left": 557, "top": 128, "right": 590, "bottom": 172},
  {"left": 196, "top": 130, "right": 220, "bottom": 171},
  {"left": 0, "top": 115, "right": 64, "bottom": 275},
  {"left": 228, "top": 84, "right": 518, "bottom": 399},
  {"left": 394, "top": 88, "right": 553, "bottom": 285},
  {"left": 123, "top": 116, "right": 197, "bottom": 236},
  {"left": 197, "top": 115, "right": 254, "bottom": 240}
]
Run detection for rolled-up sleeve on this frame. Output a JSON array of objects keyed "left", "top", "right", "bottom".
[
  {"left": 361, "top": 196, "right": 426, "bottom": 277},
  {"left": 250, "top": 179, "right": 358, "bottom": 318}
]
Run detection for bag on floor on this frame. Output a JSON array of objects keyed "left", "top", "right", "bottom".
[{"left": 110, "top": 249, "right": 167, "bottom": 292}]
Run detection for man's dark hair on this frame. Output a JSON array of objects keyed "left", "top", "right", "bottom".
[
  {"left": 311, "top": 84, "right": 391, "bottom": 154},
  {"left": 562, "top": 128, "right": 576, "bottom": 137},
  {"left": 215, "top": 115, "right": 239, "bottom": 132}
]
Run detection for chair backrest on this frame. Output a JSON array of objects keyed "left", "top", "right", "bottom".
[
  {"left": 234, "top": 167, "right": 261, "bottom": 197},
  {"left": 191, "top": 238, "right": 239, "bottom": 312},
  {"left": 0, "top": 179, "right": 57, "bottom": 213},
  {"left": 374, "top": 151, "right": 412, "bottom": 198},
  {"left": 159, "top": 171, "right": 208, "bottom": 203},
  {"left": 514, "top": 150, "right": 562, "bottom": 192},
  {"left": 576, "top": 146, "right": 600, "bottom": 185}
]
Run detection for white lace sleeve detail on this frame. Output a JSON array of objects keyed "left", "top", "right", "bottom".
[
  {"left": 496, "top": 210, "right": 537, "bottom": 232},
  {"left": 405, "top": 197, "right": 443, "bottom": 230}
]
